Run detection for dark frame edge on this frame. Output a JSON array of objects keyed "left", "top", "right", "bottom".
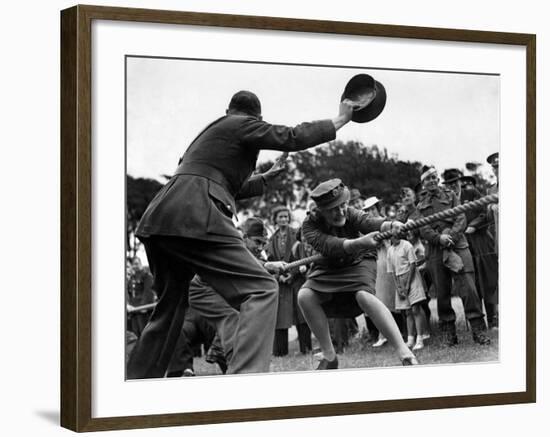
[
  {"left": 78, "top": 391, "right": 532, "bottom": 432},
  {"left": 525, "top": 34, "right": 536, "bottom": 403},
  {"left": 61, "top": 5, "right": 94, "bottom": 432},
  {"left": 75, "top": 3, "right": 534, "bottom": 45},
  {"left": 60, "top": 5, "right": 79, "bottom": 432}
]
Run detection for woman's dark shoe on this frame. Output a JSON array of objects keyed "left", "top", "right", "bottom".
[
  {"left": 401, "top": 356, "right": 419, "bottom": 366},
  {"left": 316, "top": 356, "right": 339, "bottom": 370}
]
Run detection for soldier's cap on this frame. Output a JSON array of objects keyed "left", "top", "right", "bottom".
[
  {"left": 341, "top": 74, "right": 387, "bottom": 123},
  {"left": 363, "top": 196, "right": 381, "bottom": 210},
  {"left": 228, "top": 90, "right": 262, "bottom": 118},
  {"left": 441, "top": 168, "right": 464, "bottom": 184},
  {"left": 459, "top": 175, "right": 477, "bottom": 187},
  {"left": 271, "top": 205, "right": 291, "bottom": 223},
  {"left": 486, "top": 152, "right": 499, "bottom": 167},
  {"left": 310, "top": 179, "right": 350, "bottom": 210},
  {"left": 242, "top": 217, "right": 267, "bottom": 240},
  {"left": 349, "top": 188, "right": 364, "bottom": 202},
  {"left": 420, "top": 167, "right": 438, "bottom": 182}
]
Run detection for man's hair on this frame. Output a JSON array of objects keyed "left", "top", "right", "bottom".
[{"left": 228, "top": 91, "right": 262, "bottom": 117}]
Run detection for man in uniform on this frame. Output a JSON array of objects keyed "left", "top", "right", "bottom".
[
  {"left": 444, "top": 169, "right": 499, "bottom": 330},
  {"left": 127, "top": 90, "right": 359, "bottom": 378},
  {"left": 486, "top": 152, "right": 499, "bottom": 253},
  {"left": 415, "top": 167, "right": 490, "bottom": 346},
  {"left": 486, "top": 152, "right": 500, "bottom": 328},
  {"left": 171, "top": 217, "right": 282, "bottom": 376}
]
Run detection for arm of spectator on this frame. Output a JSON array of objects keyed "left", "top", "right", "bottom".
[
  {"left": 235, "top": 175, "right": 265, "bottom": 200},
  {"left": 449, "top": 192, "right": 467, "bottom": 242},
  {"left": 406, "top": 262, "right": 416, "bottom": 293},
  {"left": 419, "top": 224, "right": 442, "bottom": 246}
]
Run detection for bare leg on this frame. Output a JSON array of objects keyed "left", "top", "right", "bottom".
[
  {"left": 412, "top": 303, "right": 428, "bottom": 337},
  {"left": 406, "top": 310, "right": 416, "bottom": 347},
  {"left": 355, "top": 291, "right": 414, "bottom": 361},
  {"left": 297, "top": 288, "right": 335, "bottom": 361}
]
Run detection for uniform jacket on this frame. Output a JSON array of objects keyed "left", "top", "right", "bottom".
[
  {"left": 302, "top": 207, "right": 388, "bottom": 269},
  {"left": 460, "top": 188, "right": 489, "bottom": 231},
  {"left": 486, "top": 182, "right": 499, "bottom": 253},
  {"left": 414, "top": 187, "right": 468, "bottom": 249},
  {"left": 136, "top": 115, "right": 336, "bottom": 242}
]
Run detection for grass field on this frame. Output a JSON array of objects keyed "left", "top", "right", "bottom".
[{"left": 192, "top": 297, "right": 499, "bottom": 376}]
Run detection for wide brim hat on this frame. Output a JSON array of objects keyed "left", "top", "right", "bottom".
[
  {"left": 242, "top": 217, "right": 267, "bottom": 239},
  {"left": 341, "top": 74, "right": 387, "bottom": 123},
  {"left": 442, "top": 168, "right": 464, "bottom": 184},
  {"left": 363, "top": 196, "right": 381, "bottom": 210},
  {"left": 486, "top": 152, "right": 499, "bottom": 167},
  {"left": 310, "top": 179, "right": 350, "bottom": 210},
  {"left": 459, "top": 175, "right": 477, "bottom": 186}
]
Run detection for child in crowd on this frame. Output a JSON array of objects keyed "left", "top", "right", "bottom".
[
  {"left": 387, "top": 232, "right": 429, "bottom": 351},
  {"left": 407, "top": 230, "right": 432, "bottom": 329}
]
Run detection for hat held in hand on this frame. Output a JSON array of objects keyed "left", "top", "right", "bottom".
[{"left": 341, "top": 74, "right": 387, "bottom": 123}]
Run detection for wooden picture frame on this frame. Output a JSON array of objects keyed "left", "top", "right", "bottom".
[{"left": 60, "top": 4, "right": 536, "bottom": 432}]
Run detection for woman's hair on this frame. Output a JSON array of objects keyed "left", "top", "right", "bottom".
[{"left": 271, "top": 205, "right": 291, "bottom": 223}]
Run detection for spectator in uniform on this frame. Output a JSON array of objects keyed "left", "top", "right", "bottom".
[
  {"left": 126, "top": 257, "right": 156, "bottom": 337},
  {"left": 187, "top": 217, "right": 286, "bottom": 372},
  {"left": 289, "top": 227, "right": 314, "bottom": 354},
  {"left": 167, "top": 306, "right": 227, "bottom": 377},
  {"left": 463, "top": 176, "right": 499, "bottom": 330},
  {"left": 413, "top": 167, "right": 490, "bottom": 346},
  {"left": 486, "top": 152, "right": 499, "bottom": 253}
]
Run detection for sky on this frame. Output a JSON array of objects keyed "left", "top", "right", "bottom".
[{"left": 126, "top": 56, "right": 499, "bottom": 182}]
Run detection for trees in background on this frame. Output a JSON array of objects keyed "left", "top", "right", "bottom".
[
  {"left": 126, "top": 175, "right": 163, "bottom": 259},
  {"left": 236, "top": 140, "right": 425, "bottom": 214},
  {"left": 127, "top": 140, "right": 492, "bottom": 256}
]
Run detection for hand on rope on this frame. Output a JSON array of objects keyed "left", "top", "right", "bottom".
[{"left": 281, "top": 193, "right": 499, "bottom": 272}]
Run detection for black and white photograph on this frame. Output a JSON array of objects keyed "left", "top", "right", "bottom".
[{"left": 124, "top": 56, "right": 500, "bottom": 379}]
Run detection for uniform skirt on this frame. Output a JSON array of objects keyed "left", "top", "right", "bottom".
[{"left": 302, "top": 258, "right": 376, "bottom": 318}]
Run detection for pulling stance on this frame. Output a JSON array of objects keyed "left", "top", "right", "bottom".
[
  {"left": 298, "top": 179, "right": 418, "bottom": 369},
  {"left": 127, "top": 91, "right": 358, "bottom": 378}
]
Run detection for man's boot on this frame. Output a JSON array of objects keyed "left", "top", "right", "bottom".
[
  {"left": 441, "top": 322, "right": 458, "bottom": 347},
  {"left": 470, "top": 317, "right": 491, "bottom": 345}
]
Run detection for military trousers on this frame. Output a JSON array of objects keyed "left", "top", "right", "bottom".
[
  {"left": 188, "top": 278, "right": 240, "bottom": 365},
  {"left": 126, "top": 235, "right": 278, "bottom": 379},
  {"left": 426, "top": 246, "right": 485, "bottom": 330}
]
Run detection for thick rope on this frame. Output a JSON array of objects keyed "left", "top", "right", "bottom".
[{"left": 282, "top": 193, "right": 498, "bottom": 272}]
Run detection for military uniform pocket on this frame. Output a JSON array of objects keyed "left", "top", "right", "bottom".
[
  {"left": 206, "top": 181, "right": 238, "bottom": 237},
  {"left": 207, "top": 181, "right": 234, "bottom": 218}
]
